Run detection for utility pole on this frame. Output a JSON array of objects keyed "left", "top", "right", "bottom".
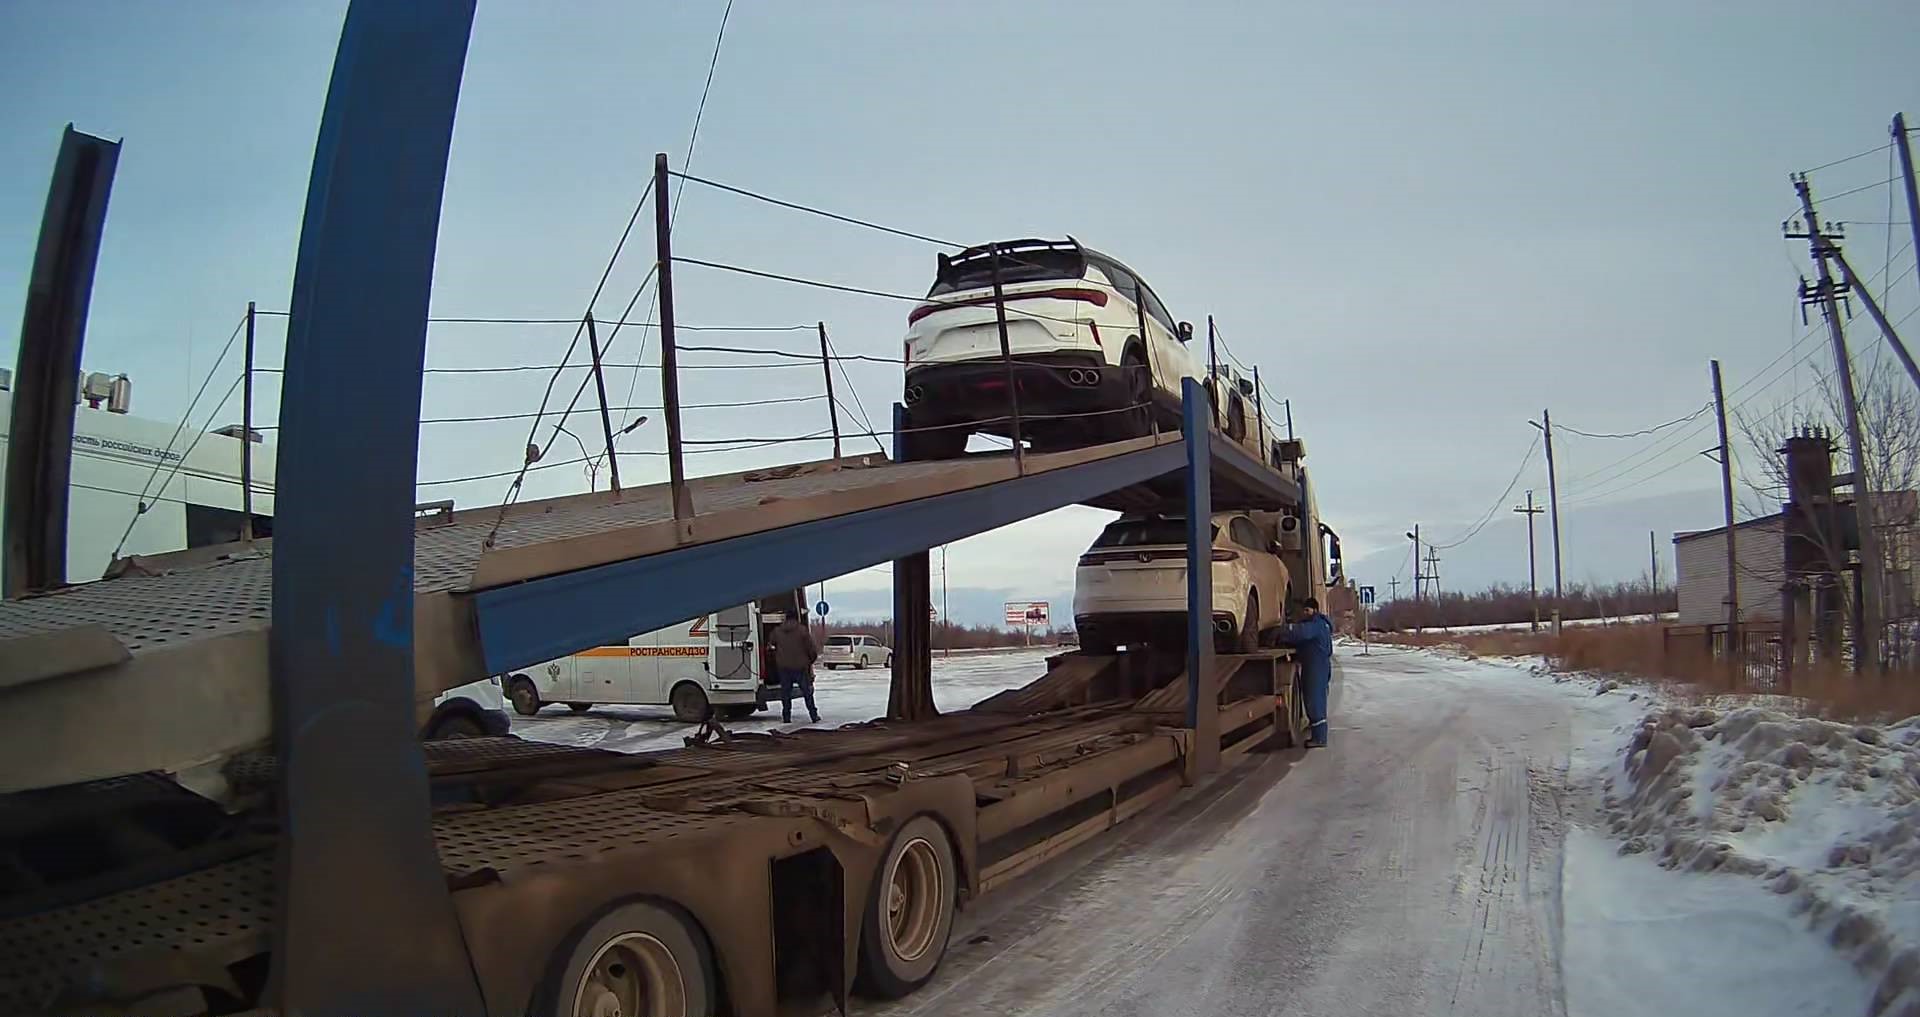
[
  {"left": 1895, "top": 113, "right": 1920, "bottom": 299},
  {"left": 817, "top": 321, "right": 841, "bottom": 459},
  {"left": 1532, "top": 411, "right": 1565, "bottom": 635},
  {"left": 1711, "top": 360, "right": 1739, "bottom": 659},
  {"left": 1790, "top": 175, "right": 1883, "bottom": 668},
  {"left": 1387, "top": 576, "right": 1401, "bottom": 600},
  {"left": 241, "top": 300, "right": 257, "bottom": 541},
  {"left": 653, "top": 152, "right": 691, "bottom": 520},
  {"left": 1406, "top": 525, "right": 1422, "bottom": 629},
  {"left": 1423, "top": 546, "right": 1441, "bottom": 598},
  {"left": 1514, "top": 490, "right": 1542, "bottom": 632},
  {"left": 1832, "top": 248, "right": 1920, "bottom": 395}
]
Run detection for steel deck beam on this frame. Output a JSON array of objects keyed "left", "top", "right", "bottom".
[{"left": 471, "top": 438, "right": 1188, "bottom": 675}]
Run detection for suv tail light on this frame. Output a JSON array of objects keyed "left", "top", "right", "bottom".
[{"left": 903, "top": 339, "right": 912, "bottom": 365}]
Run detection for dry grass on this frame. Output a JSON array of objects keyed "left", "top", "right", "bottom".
[{"left": 1376, "top": 623, "right": 1920, "bottom": 723}]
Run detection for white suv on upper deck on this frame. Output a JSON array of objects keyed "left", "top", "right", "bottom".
[{"left": 898, "top": 238, "right": 1202, "bottom": 459}]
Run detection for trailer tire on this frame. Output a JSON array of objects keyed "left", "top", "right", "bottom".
[
  {"left": 567, "top": 702, "right": 594, "bottom": 714},
  {"left": 425, "top": 710, "right": 487, "bottom": 740},
  {"left": 508, "top": 676, "right": 542, "bottom": 716},
  {"left": 1274, "top": 671, "right": 1309, "bottom": 750},
  {"left": 856, "top": 815, "right": 957, "bottom": 999},
  {"left": 670, "top": 682, "right": 710, "bottom": 723},
  {"left": 541, "top": 898, "right": 715, "bottom": 1017}
]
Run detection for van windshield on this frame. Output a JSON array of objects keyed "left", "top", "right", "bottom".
[{"left": 1092, "top": 519, "right": 1216, "bottom": 548}]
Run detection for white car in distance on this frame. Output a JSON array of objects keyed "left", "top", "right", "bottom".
[
  {"left": 899, "top": 237, "right": 1202, "bottom": 459},
  {"left": 821, "top": 634, "right": 892, "bottom": 670},
  {"left": 1073, "top": 512, "right": 1289, "bottom": 655}
]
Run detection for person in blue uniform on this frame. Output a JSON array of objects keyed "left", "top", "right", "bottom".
[{"left": 1269, "top": 597, "right": 1333, "bottom": 747}]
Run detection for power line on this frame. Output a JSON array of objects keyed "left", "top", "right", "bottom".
[
  {"left": 1428, "top": 434, "right": 1540, "bottom": 550},
  {"left": 1803, "top": 142, "right": 1894, "bottom": 175},
  {"left": 672, "top": 171, "right": 961, "bottom": 248},
  {"left": 250, "top": 308, "right": 809, "bottom": 331},
  {"left": 1555, "top": 403, "right": 1711, "bottom": 439},
  {"left": 111, "top": 312, "right": 247, "bottom": 559}
]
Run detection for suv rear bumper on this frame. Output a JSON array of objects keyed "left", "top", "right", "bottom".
[{"left": 904, "top": 352, "right": 1127, "bottom": 428}]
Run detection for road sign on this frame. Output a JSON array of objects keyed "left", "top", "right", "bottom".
[
  {"left": 1004, "top": 601, "right": 1050, "bottom": 626},
  {"left": 815, "top": 601, "right": 830, "bottom": 617},
  {"left": 1360, "top": 585, "right": 1375, "bottom": 606}
]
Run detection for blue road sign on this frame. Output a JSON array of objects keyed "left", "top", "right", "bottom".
[{"left": 816, "top": 600, "right": 830, "bottom": 617}]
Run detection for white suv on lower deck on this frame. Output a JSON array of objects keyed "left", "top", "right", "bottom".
[
  {"left": 898, "top": 237, "right": 1202, "bottom": 459},
  {"left": 1072, "top": 512, "right": 1289, "bottom": 654}
]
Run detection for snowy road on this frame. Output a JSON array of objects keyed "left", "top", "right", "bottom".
[{"left": 857, "top": 646, "right": 1876, "bottom": 1017}]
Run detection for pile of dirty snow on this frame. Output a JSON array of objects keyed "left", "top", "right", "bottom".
[{"left": 1604, "top": 705, "right": 1920, "bottom": 1015}]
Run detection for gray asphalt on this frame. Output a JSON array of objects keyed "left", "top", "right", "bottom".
[{"left": 864, "top": 646, "right": 1578, "bottom": 1017}]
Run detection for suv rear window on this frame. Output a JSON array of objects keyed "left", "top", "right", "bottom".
[
  {"left": 826, "top": 636, "right": 853, "bottom": 646},
  {"left": 1093, "top": 519, "right": 1217, "bottom": 548},
  {"left": 929, "top": 240, "right": 1086, "bottom": 297}
]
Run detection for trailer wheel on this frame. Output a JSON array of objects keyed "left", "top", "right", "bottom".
[
  {"left": 1274, "top": 671, "right": 1309, "bottom": 749},
  {"left": 508, "top": 676, "right": 542, "bottom": 716},
  {"left": 568, "top": 702, "right": 594, "bottom": 714},
  {"left": 857, "top": 815, "right": 957, "bottom": 998},
  {"left": 544, "top": 899, "right": 714, "bottom": 1017},
  {"left": 670, "top": 682, "right": 709, "bottom": 723}
]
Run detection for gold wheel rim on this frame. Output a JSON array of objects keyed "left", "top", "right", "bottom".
[
  {"left": 886, "top": 837, "right": 943, "bottom": 963},
  {"left": 572, "top": 931, "right": 686, "bottom": 1017}
]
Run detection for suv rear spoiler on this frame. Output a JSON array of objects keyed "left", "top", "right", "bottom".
[{"left": 935, "top": 236, "right": 1084, "bottom": 283}]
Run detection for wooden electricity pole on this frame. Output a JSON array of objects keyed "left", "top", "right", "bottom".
[
  {"left": 1534, "top": 411, "right": 1565, "bottom": 635},
  {"left": 1790, "top": 175, "right": 1883, "bottom": 669},
  {"left": 1711, "top": 360, "right": 1739, "bottom": 654},
  {"left": 1515, "top": 490, "right": 1543, "bottom": 631}
]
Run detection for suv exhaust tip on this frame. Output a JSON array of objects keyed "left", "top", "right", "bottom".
[
  {"left": 905, "top": 384, "right": 925, "bottom": 405},
  {"left": 1213, "top": 618, "right": 1235, "bottom": 634}
]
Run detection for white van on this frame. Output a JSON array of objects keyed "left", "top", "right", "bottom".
[
  {"left": 424, "top": 678, "right": 512, "bottom": 739},
  {"left": 503, "top": 602, "right": 770, "bottom": 722}
]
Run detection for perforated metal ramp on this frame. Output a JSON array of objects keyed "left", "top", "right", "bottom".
[{"left": 0, "top": 429, "right": 1298, "bottom": 793}]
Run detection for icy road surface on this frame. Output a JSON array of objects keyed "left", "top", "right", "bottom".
[{"left": 856, "top": 646, "right": 1876, "bottom": 1017}]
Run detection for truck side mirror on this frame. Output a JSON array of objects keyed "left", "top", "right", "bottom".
[{"left": 1176, "top": 321, "right": 1194, "bottom": 343}]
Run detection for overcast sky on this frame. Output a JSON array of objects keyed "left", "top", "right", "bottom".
[{"left": 3, "top": 1, "right": 1918, "bottom": 618}]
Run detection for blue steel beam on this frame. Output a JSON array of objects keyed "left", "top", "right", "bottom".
[
  {"left": 473, "top": 440, "right": 1187, "bottom": 675},
  {"left": 1182, "top": 380, "right": 1215, "bottom": 759},
  {"left": 268, "top": 3, "right": 481, "bottom": 1014}
]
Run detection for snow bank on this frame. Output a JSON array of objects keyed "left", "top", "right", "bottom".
[{"left": 1605, "top": 705, "right": 1920, "bottom": 1016}]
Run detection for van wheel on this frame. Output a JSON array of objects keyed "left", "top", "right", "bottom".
[
  {"left": 508, "top": 676, "right": 542, "bottom": 716},
  {"left": 568, "top": 702, "right": 593, "bottom": 714},
  {"left": 542, "top": 899, "right": 714, "bottom": 1017},
  {"left": 670, "top": 683, "right": 709, "bottom": 723},
  {"left": 856, "top": 815, "right": 958, "bottom": 998},
  {"left": 718, "top": 705, "right": 756, "bottom": 721}
]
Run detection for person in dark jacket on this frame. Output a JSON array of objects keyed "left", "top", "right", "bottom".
[
  {"left": 771, "top": 612, "right": 821, "bottom": 724},
  {"left": 1269, "top": 597, "right": 1334, "bottom": 747}
]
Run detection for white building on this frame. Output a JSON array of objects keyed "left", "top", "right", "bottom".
[
  {"left": 0, "top": 374, "right": 275, "bottom": 583},
  {"left": 1672, "top": 514, "right": 1785, "bottom": 627}
]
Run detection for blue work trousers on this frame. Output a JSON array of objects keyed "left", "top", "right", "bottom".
[
  {"left": 779, "top": 667, "right": 817, "bottom": 722},
  {"left": 1301, "top": 665, "right": 1331, "bottom": 745}
]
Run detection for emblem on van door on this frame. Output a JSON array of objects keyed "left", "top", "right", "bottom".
[
  {"left": 547, "top": 663, "right": 561, "bottom": 677},
  {"left": 1137, "top": 552, "right": 1151, "bottom": 563}
]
